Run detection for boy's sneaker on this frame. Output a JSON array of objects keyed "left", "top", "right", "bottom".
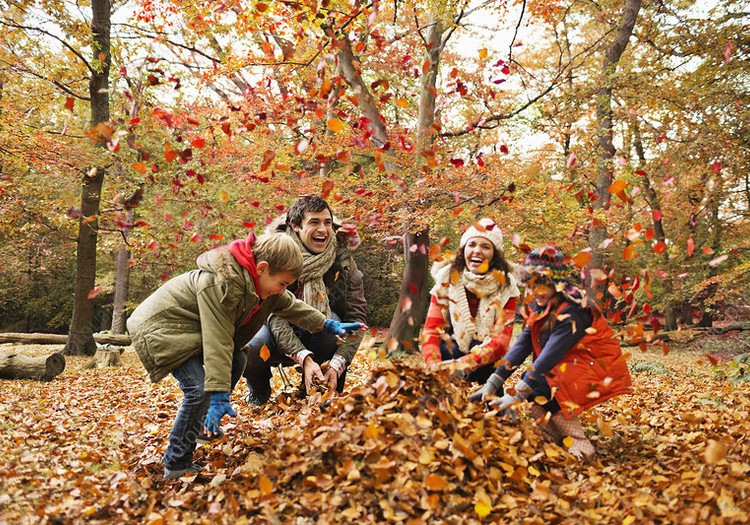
[
  {"left": 245, "top": 380, "right": 271, "bottom": 406},
  {"left": 196, "top": 429, "right": 224, "bottom": 444},
  {"left": 163, "top": 462, "right": 203, "bottom": 480}
]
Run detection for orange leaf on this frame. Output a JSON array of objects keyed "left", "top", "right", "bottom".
[
  {"left": 653, "top": 241, "right": 667, "bottom": 254},
  {"left": 422, "top": 59, "right": 432, "bottom": 75},
  {"left": 478, "top": 48, "right": 488, "bottom": 59},
  {"left": 191, "top": 137, "right": 206, "bottom": 148},
  {"left": 701, "top": 246, "right": 714, "bottom": 255},
  {"left": 321, "top": 179, "right": 334, "bottom": 199},
  {"left": 259, "top": 344, "right": 271, "bottom": 362},
  {"left": 327, "top": 118, "right": 345, "bottom": 132},
  {"left": 609, "top": 179, "right": 627, "bottom": 194},
  {"left": 164, "top": 142, "right": 178, "bottom": 162},
  {"left": 395, "top": 98, "right": 409, "bottom": 108},
  {"left": 572, "top": 249, "right": 592, "bottom": 268},
  {"left": 687, "top": 236, "right": 695, "bottom": 257},
  {"left": 704, "top": 440, "right": 727, "bottom": 464},
  {"left": 259, "top": 475, "right": 274, "bottom": 495},
  {"left": 623, "top": 245, "right": 637, "bottom": 261},
  {"left": 424, "top": 474, "right": 446, "bottom": 491},
  {"left": 132, "top": 162, "right": 148, "bottom": 174}
]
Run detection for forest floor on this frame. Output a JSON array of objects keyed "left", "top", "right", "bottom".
[{"left": 0, "top": 325, "right": 749, "bottom": 524}]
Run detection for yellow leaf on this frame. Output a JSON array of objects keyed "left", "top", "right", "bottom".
[
  {"left": 475, "top": 500, "right": 492, "bottom": 518},
  {"left": 478, "top": 48, "right": 488, "bottom": 59},
  {"left": 623, "top": 516, "right": 636, "bottom": 525},
  {"left": 395, "top": 98, "right": 409, "bottom": 108},
  {"left": 326, "top": 118, "right": 345, "bottom": 132},
  {"left": 562, "top": 436, "right": 574, "bottom": 449},
  {"left": 219, "top": 191, "right": 230, "bottom": 203},
  {"left": 259, "top": 344, "right": 271, "bottom": 362},
  {"left": 424, "top": 474, "right": 446, "bottom": 491}
]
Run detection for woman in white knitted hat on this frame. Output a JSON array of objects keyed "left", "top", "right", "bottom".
[{"left": 421, "top": 218, "right": 520, "bottom": 384}]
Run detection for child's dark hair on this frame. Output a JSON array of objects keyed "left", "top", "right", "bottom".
[
  {"left": 451, "top": 243, "right": 512, "bottom": 281},
  {"left": 287, "top": 196, "right": 334, "bottom": 228}
]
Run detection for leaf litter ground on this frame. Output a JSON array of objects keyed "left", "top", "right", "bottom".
[{"left": 0, "top": 328, "right": 748, "bottom": 524}]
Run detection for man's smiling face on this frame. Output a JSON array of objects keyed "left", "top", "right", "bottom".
[{"left": 292, "top": 209, "right": 334, "bottom": 254}]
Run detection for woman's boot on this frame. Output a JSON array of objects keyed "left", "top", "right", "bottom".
[{"left": 550, "top": 413, "right": 595, "bottom": 461}]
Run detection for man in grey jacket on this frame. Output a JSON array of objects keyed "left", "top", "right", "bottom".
[{"left": 243, "top": 195, "right": 368, "bottom": 405}]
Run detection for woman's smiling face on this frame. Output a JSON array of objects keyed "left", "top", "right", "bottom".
[{"left": 463, "top": 237, "right": 495, "bottom": 274}]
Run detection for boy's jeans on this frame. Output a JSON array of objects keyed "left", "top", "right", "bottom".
[{"left": 163, "top": 349, "right": 247, "bottom": 470}]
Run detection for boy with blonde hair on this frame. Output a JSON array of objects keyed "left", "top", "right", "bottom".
[{"left": 127, "top": 232, "right": 363, "bottom": 480}]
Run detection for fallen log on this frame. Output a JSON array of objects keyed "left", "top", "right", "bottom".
[
  {"left": 0, "top": 350, "right": 66, "bottom": 381},
  {"left": 0, "top": 332, "right": 131, "bottom": 346}
]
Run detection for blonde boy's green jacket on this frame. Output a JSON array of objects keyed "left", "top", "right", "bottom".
[{"left": 127, "top": 245, "right": 325, "bottom": 392}]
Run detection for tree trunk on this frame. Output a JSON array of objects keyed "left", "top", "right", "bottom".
[
  {"left": 0, "top": 332, "right": 131, "bottom": 345},
  {"left": 64, "top": 0, "right": 111, "bottom": 356},
  {"left": 587, "top": 0, "right": 642, "bottom": 296},
  {"left": 0, "top": 350, "right": 66, "bottom": 381},
  {"left": 383, "top": 11, "right": 441, "bottom": 355},
  {"left": 634, "top": 119, "right": 678, "bottom": 331},
  {"left": 386, "top": 229, "right": 430, "bottom": 356},
  {"left": 111, "top": 245, "right": 131, "bottom": 334},
  {"left": 83, "top": 344, "right": 123, "bottom": 369}
]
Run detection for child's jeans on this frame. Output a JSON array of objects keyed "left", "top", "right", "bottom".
[{"left": 163, "top": 349, "right": 247, "bottom": 470}]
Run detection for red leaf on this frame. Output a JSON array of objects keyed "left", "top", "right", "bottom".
[
  {"left": 710, "top": 161, "right": 722, "bottom": 174},
  {"left": 321, "top": 179, "right": 335, "bottom": 199},
  {"left": 449, "top": 158, "right": 464, "bottom": 168},
  {"left": 724, "top": 41, "right": 733, "bottom": 62},
  {"left": 191, "top": 138, "right": 206, "bottom": 148},
  {"left": 260, "top": 150, "right": 275, "bottom": 171},
  {"left": 64, "top": 97, "right": 75, "bottom": 112},
  {"left": 500, "top": 144, "right": 509, "bottom": 154},
  {"left": 653, "top": 241, "right": 667, "bottom": 254},
  {"left": 566, "top": 151, "right": 577, "bottom": 169},
  {"left": 652, "top": 210, "right": 662, "bottom": 222}
]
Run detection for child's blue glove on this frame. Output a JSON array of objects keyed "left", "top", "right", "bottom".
[
  {"left": 204, "top": 392, "right": 236, "bottom": 434},
  {"left": 323, "top": 319, "right": 363, "bottom": 336}
]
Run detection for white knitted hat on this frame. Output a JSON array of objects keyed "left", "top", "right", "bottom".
[{"left": 459, "top": 218, "right": 504, "bottom": 254}]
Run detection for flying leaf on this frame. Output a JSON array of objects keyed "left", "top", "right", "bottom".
[
  {"left": 395, "top": 98, "right": 409, "bottom": 108},
  {"left": 260, "top": 150, "right": 275, "bottom": 171},
  {"left": 566, "top": 151, "right": 577, "bottom": 169},
  {"left": 132, "top": 162, "right": 148, "bottom": 174},
  {"left": 701, "top": 246, "right": 714, "bottom": 255},
  {"left": 164, "top": 142, "right": 178, "bottom": 162},
  {"left": 724, "top": 41, "right": 733, "bottom": 62},
  {"left": 708, "top": 254, "right": 728, "bottom": 267},
  {"left": 321, "top": 179, "right": 334, "bottom": 199},
  {"left": 623, "top": 245, "right": 637, "bottom": 261},
  {"left": 609, "top": 180, "right": 627, "bottom": 195},
  {"left": 652, "top": 210, "right": 662, "bottom": 222},
  {"left": 572, "top": 249, "right": 592, "bottom": 268},
  {"left": 478, "top": 48, "right": 488, "bottom": 59},
  {"left": 259, "top": 344, "right": 271, "bottom": 362},
  {"left": 327, "top": 118, "right": 345, "bottom": 132},
  {"left": 687, "top": 236, "right": 695, "bottom": 257},
  {"left": 191, "top": 137, "right": 206, "bottom": 148},
  {"left": 704, "top": 440, "right": 727, "bottom": 464},
  {"left": 653, "top": 241, "right": 667, "bottom": 254},
  {"left": 64, "top": 97, "right": 75, "bottom": 112}
]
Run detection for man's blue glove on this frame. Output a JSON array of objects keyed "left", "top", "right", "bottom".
[
  {"left": 323, "top": 319, "right": 364, "bottom": 336},
  {"left": 204, "top": 392, "right": 236, "bottom": 434},
  {"left": 490, "top": 379, "right": 533, "bottom": 421}
]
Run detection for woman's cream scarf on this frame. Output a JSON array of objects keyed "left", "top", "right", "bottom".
[
  {"left": 290, "top": 231, "right": 338, "bottom": 317},
  {"left": 430, "top": 260, "right": 520, "bottom": 353}
]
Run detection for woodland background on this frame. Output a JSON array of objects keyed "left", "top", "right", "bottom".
[{"left": 0, "top": 0, "right": 749, "bottom": 523}]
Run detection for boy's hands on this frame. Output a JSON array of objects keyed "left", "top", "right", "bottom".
[
  {"left": 204, "top": 392, "right": 236, "bottom": 435},
  {"left": 323, "top": 319, "right": 366, "bottom": 336},
  {"left": 302, "top": 357, "right": 327, "bottom": 395}
]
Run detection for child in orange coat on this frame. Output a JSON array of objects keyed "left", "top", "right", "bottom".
[{"left": 470, "top": 245, "right": 632, "bottom": 460}]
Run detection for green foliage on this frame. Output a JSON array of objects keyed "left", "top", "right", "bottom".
[{"left": 629, "top": 361, "right": 669, "bottom": 375}]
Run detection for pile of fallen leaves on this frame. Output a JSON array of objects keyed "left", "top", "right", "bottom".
[{"left": 1, "top": 332, "right": 749, "bottom": 524}]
